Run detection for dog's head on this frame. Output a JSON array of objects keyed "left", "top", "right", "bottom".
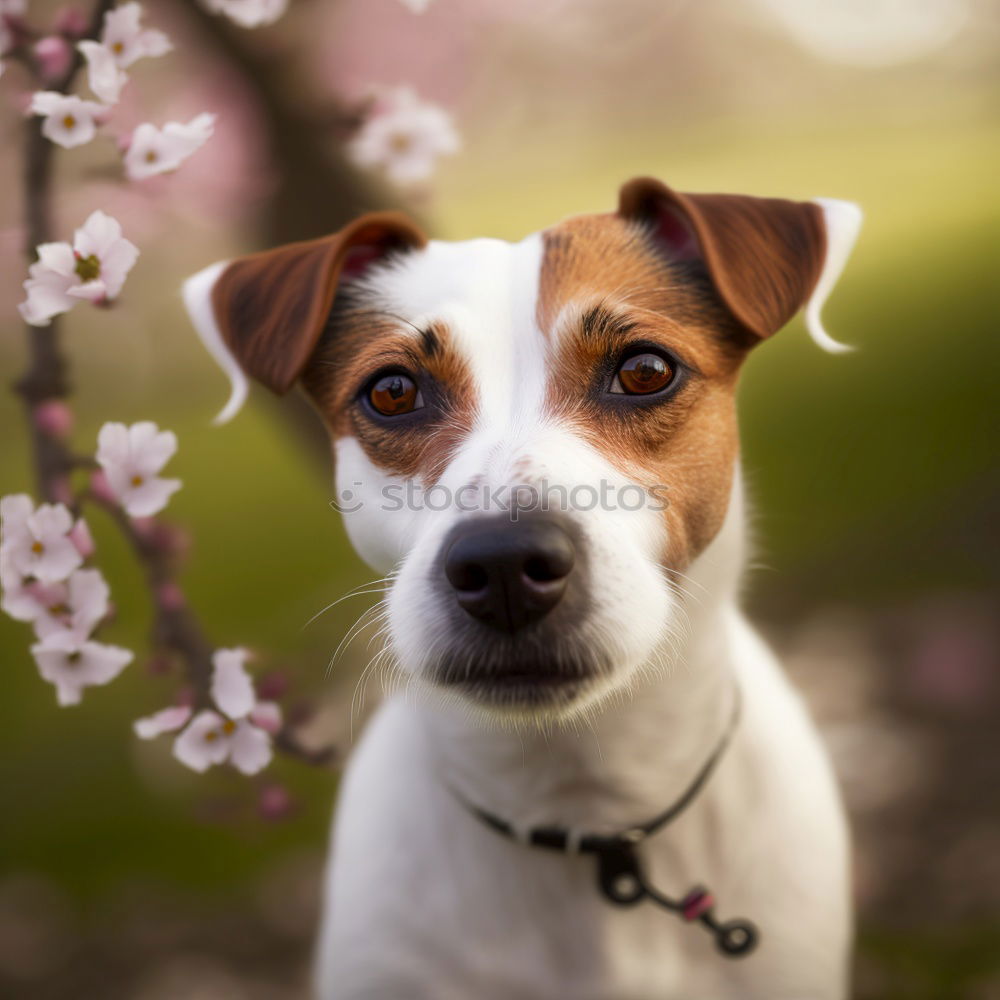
[{"left": 184, "top": 178, "right": 860, "bottom": 721}]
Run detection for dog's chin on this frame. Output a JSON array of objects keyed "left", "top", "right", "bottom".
[{"left": 428, "top": 646, "right": 610, "bottom": 717}]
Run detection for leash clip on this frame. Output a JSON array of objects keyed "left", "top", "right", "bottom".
[{"left": 594, "top": 840, "right": 759, "bottom": 959}]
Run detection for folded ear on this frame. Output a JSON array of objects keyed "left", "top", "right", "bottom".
[
  {"left": 618, "top": 177, "right": 862, "bottom": 351},
  {"left": 182, "top": 212, "right": 427, "bottom": 424}
]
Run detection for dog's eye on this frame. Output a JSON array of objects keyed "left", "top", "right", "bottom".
[
  {"left": 611, "top": 352, "right": 674, "bottom": 395},
  {"left": 368, "top": 374, "right": 422, "bottom": 416}
]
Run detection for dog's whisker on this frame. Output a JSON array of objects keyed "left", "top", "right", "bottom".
[{"left": 302, "top": 575, "right": 394, "bottom": 630}]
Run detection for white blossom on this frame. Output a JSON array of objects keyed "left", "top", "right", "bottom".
[
  {"left": 200, "top": 0, "right": 288, "bottom": 28},
  {"left": 78, "top": 2, "right": 171, "bottom": 104},
  {"left": 398, "top": 0, "right": 434, "bottom": 11},
  {"left": 96, "top": 422, "right": 181, "bottom": 518},
  {"left": 100, "top": 1, "right": 171, "bottom": 67},
  {"left": 31, "top": 629, "right": 133, "bottom": 706},
  {"left": 1, "top": 565, "right": 110, "bottom": 641},
  {"left": 167, "top": 648, "right": 281, "bottom": 774},
  {"left": 348, "top": 86, "right": 460, "bottom": 187},
  {"left": 29, "top": 92, "right": 108, "bottom": 149},
  {"left": 124, "top": 113, "right": 216, "bottom": 180},
  {"left": 77, "top": 41, "right": 128, "bottom": 104},
  {"left": 0, "top": 495, "right": 83, "bottom": 584},
  {"left": 19, "top": 211, "right": 139, "bottom": 327}
]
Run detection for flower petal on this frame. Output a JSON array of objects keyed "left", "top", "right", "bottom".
[
  {"left": 249, "top": 700, "right": 282, "bottom": 735},
  {"left": 78, "top": 40, "right": 127, "bottom": 103},
  {"left": 229, "top": 719, "right": 272, "bottom": 775},
  {"left": 211, "top": 647, "right": 256, "bottom": 719},
  {"left": 134, "top": 704, "right": 193, "bottom": 739}
]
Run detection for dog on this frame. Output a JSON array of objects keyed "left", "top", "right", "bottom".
[{"left": 183, "top": 176, "right": 862, "bottom": 999}]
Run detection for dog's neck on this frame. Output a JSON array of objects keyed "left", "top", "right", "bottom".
[{"left": 418, "top": 472, "right": 747, "bottom": 832}]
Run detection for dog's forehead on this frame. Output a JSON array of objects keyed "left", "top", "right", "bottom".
[
  {"left": 364, "top": 214, "right": 671, "bottom": 349},
  {"left": 368, "top": 235, "right": 541, "bottom": 323}
]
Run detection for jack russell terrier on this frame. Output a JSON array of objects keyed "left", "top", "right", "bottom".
[{"left": 183, "top": 176, "right": 862, "bottom": 1000}]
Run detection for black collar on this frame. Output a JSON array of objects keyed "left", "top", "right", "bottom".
[{"left": 453, "top": 686, "right": 759, "bottom": 958}]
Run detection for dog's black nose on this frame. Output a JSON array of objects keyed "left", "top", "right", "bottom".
[{"left": 444, "top": 518, "right": 576, "bottom": 632}]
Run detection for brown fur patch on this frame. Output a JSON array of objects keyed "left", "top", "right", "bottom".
[
  {"left": 301, "top": 308, "right": 477, "bottom": 483},
  {"left": 538, "top": 214, "right": 746, "bottom": 571}
]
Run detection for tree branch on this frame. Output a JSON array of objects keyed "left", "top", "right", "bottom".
[{"left": 12, "top": 0, "right": 336, "bottom": 772}]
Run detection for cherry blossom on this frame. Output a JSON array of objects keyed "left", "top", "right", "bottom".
[
  {"left": 348, "top": 86, "right": 460, "bottom": 187},
  {"left": 31, "top": 629, "right": 133, "bottom": 706},
  {"left": 29, "top": 91, "right": 108, "bottom": 149},
  {"left": 0, "top": 494, "right": 83, "bottom": 584},
  {"left": 200, "top": 0, "right": 289, "bottom": 29},
  {"left": 78, "top": 2, "right": 171, "bottom": 103},
  {"left": 1, "top": 566, "right": 110, "bottom": 641},
  {"left": 77, "top": 40, "right": 128, "bottom": 104},
  {"left": 142, "top": 648, "right": 281, "bottom": 775},
  {"left": 19, "top": 210, "right": 139, "bottom": 327},
  {"left": 96, "top": 421, "right": 181, "bottom": 518},
  {"left": 124, "top": 113, "right": 216, "bottom": 181}
]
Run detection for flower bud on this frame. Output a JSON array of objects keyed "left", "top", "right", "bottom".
[
  {"left": 69, "top": 519, "right": 96, "bottom": 558},
  {"left": 258, "top": 783, "right": 294, "bottom": 822},
  {"left": 34, "top": 36, "right": 73, "bottom": 82},
  {"left": 156, "top": 581, "right": 186, "bottom": 611},
  {"left": 33, "top": 399, "right": 74, "bottom": 437},
  {"left": 53, "top": 6, "right": 88, "bottom": 37}
]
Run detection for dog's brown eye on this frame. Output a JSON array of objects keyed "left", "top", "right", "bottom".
[
  {"left": 613, "top": 353, "right": 674, "bottom": 395},
  {"left": 368, "top": 374, "right": 421, "bottom": 416}
]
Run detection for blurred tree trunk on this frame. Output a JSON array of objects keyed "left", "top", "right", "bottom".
[{"left": 179, "top": 1, "right": 423, "bottom": 470}]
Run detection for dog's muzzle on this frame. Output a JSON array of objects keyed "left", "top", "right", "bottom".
[{"left": 428, "top": 514, "right": 603, "bottom": 708}]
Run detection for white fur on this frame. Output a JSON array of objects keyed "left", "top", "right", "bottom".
[
  {"left": 806, "top": 199, "right": 863, "bottom": 353},
  {"left": 317, "top": 481, "right": 851, "bottom": 999},
  {"left": 314, "top": 237, "right": 852, "bottom": 998},
  {"left": 181, "top": 260, "right": 248, "bottom": 425}
]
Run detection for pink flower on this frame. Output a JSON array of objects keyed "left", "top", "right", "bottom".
[
  {"left": 96, "top": 421, "right": 181, "bottom": 517},
  {"left": 19, "top": 210, "right": 139, "bottom": 326},
  {"left": 348, "top": 86, "right": 460, "bottom": 187},
  {"left": 124, "top": 113, "right": 215, "bottom": 180},
  {"left": 28, "top": 91, "right": 108, "bottom": 149},
  {"left": 0, "top": 494, "right": 83, "bottom": 584},
  {"left": 1, "top": 565, "right": 109, "bottom": 641},
  {"left": 151, "top": 648, "right": 282, "bottom": 775},
  {"left": 200, "top": 0, "right": 288, "bottom": 29},
  {"left": 31, "top": 629, "right": 132, "bottom": 706}
]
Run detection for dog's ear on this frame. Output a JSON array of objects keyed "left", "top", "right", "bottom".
[
  {"left": 618, "top": 177, "right": 861, "bottom": 350},
  {"left": 183, "top": 212, "right": 427, "bottom": 423}
]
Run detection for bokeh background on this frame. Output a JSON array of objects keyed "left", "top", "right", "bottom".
[{"left": 1, "top": 1, "right": 998, "bottom": 997}]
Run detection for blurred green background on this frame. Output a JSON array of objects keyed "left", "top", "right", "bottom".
[{"left": 1, "top": 1, "right": 998, "bottom": 997}]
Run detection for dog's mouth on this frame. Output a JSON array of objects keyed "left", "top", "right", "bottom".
[{"left": 432, "top": 649, "right": 605, "bottom": 709}]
